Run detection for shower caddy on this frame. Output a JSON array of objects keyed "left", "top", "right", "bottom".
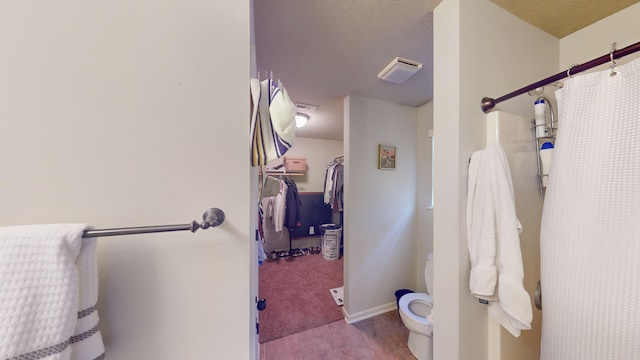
[
  {"left": 530, "top": 89, "right": 556, "bottom": 199},
  {"left": 480, "top": 41, "right": 640, "bottom": 199}
]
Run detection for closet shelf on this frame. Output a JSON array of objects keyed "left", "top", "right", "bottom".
[
  {"left": 260, "top": 156, "right": 307, "bottom": 176},
  {"left": 261, "top": 169, "right": 305, "bottom": 176}
]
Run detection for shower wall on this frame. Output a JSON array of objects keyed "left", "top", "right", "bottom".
[
  {"left": 432, "top": 0, "right": 559, "bottom": 358},
  {"left": 486, "top": 111, "right": 543, "bottom": 360}
]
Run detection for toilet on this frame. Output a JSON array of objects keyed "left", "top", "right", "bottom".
[{"left": 398, "top": 253, "right": 433, "bottom": 360}]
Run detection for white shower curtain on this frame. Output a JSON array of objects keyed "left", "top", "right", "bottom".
[{"left": 540, "top": 57, "right": 640, "bottom": 359}]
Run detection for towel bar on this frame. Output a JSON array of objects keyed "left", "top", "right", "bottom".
[{"left": 82, "top": 208, "right": 225, "bottom": 238}]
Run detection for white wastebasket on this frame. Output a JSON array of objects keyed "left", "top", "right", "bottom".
[{"left": 320, "top": 224, "right": 342, "bottom": 261}]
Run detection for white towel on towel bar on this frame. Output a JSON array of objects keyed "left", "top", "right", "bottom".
[
  {"left": 0, "top": 224, "right": 105, "bottom": 360},
  {"left": 466, "top": 143, "right": 532, "bottom": 337}
]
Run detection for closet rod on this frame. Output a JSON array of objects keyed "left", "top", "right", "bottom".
[
  {"left": 82, "top": 208, "right": 225, "bottom": 238},
  {"left": 481, "top": 40, "right": 640, "bottom": 113}
]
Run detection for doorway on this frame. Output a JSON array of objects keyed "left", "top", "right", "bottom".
[{"left": 255, "top": 147, "right": 345, "bottom": 344}]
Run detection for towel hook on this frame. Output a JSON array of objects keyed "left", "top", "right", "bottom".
[{"left": 610, "top": 42, "right": 618, "bottom": 77}]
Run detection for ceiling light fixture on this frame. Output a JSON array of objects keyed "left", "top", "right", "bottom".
[
  {"left": 295, "top": 113, "right": 310, "bottom": 128},
  {"left": 378, "top": 57, "right": 423, "bottom": 84}
]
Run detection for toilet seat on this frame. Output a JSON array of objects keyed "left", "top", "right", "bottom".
[
  {"left": 399, "top": 255, "right": 434, "bottom": 360},
  {"left": 398, "top": 293, "right": 433, "bottom": 336}
]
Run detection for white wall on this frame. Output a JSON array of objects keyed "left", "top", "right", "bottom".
[
  {"left": 261, "top": 137, "right": 344, "bottom": 252},
  {"left": 559, "top": 2, "right": 640, "bottom": 71},
  {"left": 486, "top": 112, "right": 544, "bottom": 360},
  {"left": 283, "top": 137, "right": 344, "bottom": 193},
  {"left": 416, "top": 101, "right": 434, "bottom": 293},
  {"left": 433, "top": 3, "right": 463, "bottom": 357},
  {"left": 0, "top": 2, "right": 252, "bottom": 359},
  {"left": 343, "top": 95, "right": 418, "bottom": 320},
  {"left": 433, "top": 0, "right": 558, "bottom": 359}
]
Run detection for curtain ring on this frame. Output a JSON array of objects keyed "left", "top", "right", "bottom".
[
  {"left": 566, "top": 64, "right": 577, "bottom": 78},
  {"left": 610, "top": 49, "right": 616, "bottom": 64},
  {"left": 610, "top": 42, "right": 618, "bottom": 76}
]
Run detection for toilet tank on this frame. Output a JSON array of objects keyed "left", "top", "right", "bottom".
[{"left": 425, "top": 253, "right": 433, "bottom": 295}]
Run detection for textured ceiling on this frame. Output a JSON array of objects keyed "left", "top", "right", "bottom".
[
  {"left": 254, "top": 0, "right": 433, "bottom": 140},
  {"left": 490, "top": 0, "right": 640, "bottom": 38},
  {"left": 254, "top": 0, "right": 639, "bottom": 140}
]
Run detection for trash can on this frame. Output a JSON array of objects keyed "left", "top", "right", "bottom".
[
  {"left": 395, "top": 289, "right": 414, "bottom": 316},
  {"left": 320, "top": 224, "right": 342, "bottom": 261}
]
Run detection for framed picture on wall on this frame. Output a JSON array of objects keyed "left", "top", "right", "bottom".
[{"left": 378, "top": 144, "right": 396, "bottom": 170}]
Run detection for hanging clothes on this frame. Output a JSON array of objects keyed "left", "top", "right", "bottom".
[
  {"left": 283, "top": 178, "right": 302, "bottom": 233},
  {"left": 331, "top": 163, "right": 344, "bottom": 212},
  {"left": 260, "top": 187, "right": 285, "bottom": 233},
  {"left": 271, "top": 180, "right": 288, "bottom": 233},
  {"left": 324, "top": 163, "right": 336, "bottom": 204},
  {"left": 260, "top": 177, "right": 303, "bottom": 235},
  {"left": 324, "top": 159, "right": 344, "bottom": 212}
]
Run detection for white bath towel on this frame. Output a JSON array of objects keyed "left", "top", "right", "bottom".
[
  {"left": 466, "top": 143, "right": 532, "bottom": 337},
  {"left": 0, "top": 224, "right": 105, "bottom": 360}
]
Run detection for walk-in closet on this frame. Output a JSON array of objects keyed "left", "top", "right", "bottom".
[{"left": 256, "top": 145, "right": 346, "bottom": 345}]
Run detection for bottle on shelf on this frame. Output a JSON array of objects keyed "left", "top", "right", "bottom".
[
  {"left": 535, "top": 98, "right": 549, "bottom": 138},
  {"left": 540, "top": 142, "right": 554, "bottom": 187}
]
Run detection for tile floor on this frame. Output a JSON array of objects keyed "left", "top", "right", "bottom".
[{"left": 260, "top": 310, "right": 417, "bottom": 360}]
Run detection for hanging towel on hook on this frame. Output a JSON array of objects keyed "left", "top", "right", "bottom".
[
  {"left": 466, "top": 143, "right": 532, "bottom": 337},
  {"left": 250, "top": 77, "right": 296, "bottom": 166},
  {"left": 0, "top": 224, "right": 106, "bottom": 360}
]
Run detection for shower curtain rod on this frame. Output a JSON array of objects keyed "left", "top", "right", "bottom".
[
  {"left": 481, "top": 40, "right": 640, "bottom": 113},
  {"left": 82, "top": 208, "right": 225, "bottom": 238}
]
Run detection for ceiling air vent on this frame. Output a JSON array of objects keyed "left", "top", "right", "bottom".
[
  {"left": 295, "top": 103, "right": 319, "bottom": 112},
  {"left": 377, "top": 57, "right": 423, "bottom": 84}
]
